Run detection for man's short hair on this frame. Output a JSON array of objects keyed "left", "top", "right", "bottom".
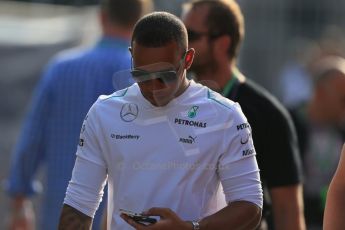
[
  {"left": 131, "top": 12, "right": 188, "bottom": 51},
  {"left": 101, "top": 0, "right": 148, "bottom": 28},
  {"left": 190, "top": 0, "right": 244, "bottom": 59}
]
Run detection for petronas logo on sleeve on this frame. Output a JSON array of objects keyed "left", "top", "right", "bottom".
[{"left": 188, "top": 106, "right": 199, "bottom": 118}]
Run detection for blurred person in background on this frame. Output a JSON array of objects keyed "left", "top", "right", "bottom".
[
  {"left": 4, "top": 0, "right": 151, "bottom": 229},
  {"left": 323, "top": 144, "right": 345, "bottom": 230},
  {"left": 290, "top": 56, "right": 345, "bottom": 229},
  {"left": 278, "top": 27, "right": 345, "bottom": 110},
  {"left": 182, "top": 0, "right": 305, "bottom": 229},
  {"left": 278, "top": 38, "right": 320, "bottom": 108},
  {"left": 152, "top": 0, "right": 189, "bottom": 16}
]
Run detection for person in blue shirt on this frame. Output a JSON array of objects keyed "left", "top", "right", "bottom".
[{"left": 5, "top": 0, "right": 151, "bottom": 229}]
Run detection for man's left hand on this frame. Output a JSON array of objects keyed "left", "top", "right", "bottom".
[{"left": 120, "top": 207, "right": 192, "bottom": 230}]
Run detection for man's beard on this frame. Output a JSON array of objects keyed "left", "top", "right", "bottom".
[
  {"left": 189, "top": 52, "right": 220, "bottom": 90},
  {"left": 190, "top": 54, "right": 218, "bottom": 77}
]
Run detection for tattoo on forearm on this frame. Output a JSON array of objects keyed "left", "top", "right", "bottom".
[{"left": 58, "top": 204, "right": 92, "bottom": 230}]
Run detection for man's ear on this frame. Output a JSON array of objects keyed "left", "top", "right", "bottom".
[
  {"left": 184, "top": 48, "right": 195, "bottom": 70},
  {"left": 128, "top": 47, "right": 133, "bottom": 55}
]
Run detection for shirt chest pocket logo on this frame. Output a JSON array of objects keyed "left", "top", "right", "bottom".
[{"left": 120, "top": 103, "right": 139, "bottom": 122}]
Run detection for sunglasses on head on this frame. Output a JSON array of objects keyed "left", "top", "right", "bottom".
[
  {"left": 187, "top": 28, "right": 222, "bottom": 42},
  {"left": 130, "top": 52, "right": 187, "bottom": 84}
]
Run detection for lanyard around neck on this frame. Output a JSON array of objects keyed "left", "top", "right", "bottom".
[
  {"left": 222, "top": 71, "right": 238, "bottom": 97},
  {"left": 222, "top": 76, "right": 236, "bottom": 97}
]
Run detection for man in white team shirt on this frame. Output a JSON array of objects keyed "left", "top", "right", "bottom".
[{"left": 59, "top": 12, "right": 262, "bottom": 230}]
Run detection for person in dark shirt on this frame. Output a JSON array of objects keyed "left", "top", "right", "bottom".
[{"left": 182, "top": 0, "right": 305, "bottom": 229}]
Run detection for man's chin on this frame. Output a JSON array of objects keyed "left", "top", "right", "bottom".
[{"left": 190, "top": 64, "right": 217, "bottom": 75}]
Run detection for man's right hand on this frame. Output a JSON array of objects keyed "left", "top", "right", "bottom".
[{"left": 7, "top": 197, "right": 35, "bottom": 230}]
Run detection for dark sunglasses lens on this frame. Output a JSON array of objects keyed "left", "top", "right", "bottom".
[
  {"left": 131, "top": 70, "right": 149, "bottom": 82},
  {"left": 131, "top": 70, "right": 177, "bottom": 83},
  {"left": 131, "top": 70, "right": 144, "bottom": 78}
]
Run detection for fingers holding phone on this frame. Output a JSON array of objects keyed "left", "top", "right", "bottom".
[
  {"left": 120, "top": 207, "right": 193, "bottom": 230},
  {"left": 119, "top": 209, "right": 157, "bottom": 227}
]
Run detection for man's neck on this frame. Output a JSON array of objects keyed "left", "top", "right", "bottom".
[{"left": 175, "top": 76, "right": 191, "bottom": 98}]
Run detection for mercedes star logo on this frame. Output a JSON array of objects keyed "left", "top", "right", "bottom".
[{"left": 120, "top": 103, "right": 139, "bottom": 122}]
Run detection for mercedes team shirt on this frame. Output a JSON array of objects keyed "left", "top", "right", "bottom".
[{"left": 64, "top": 80, "right": 263, "bottom": 230}]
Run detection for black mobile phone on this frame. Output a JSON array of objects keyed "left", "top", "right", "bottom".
[{"left": 120, "top": 209, "right": 157, "bottom": 225}]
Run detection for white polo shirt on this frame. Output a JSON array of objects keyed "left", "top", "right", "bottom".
[{"left": 64, "top": 80, "right": 262, "bottom": 230}]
